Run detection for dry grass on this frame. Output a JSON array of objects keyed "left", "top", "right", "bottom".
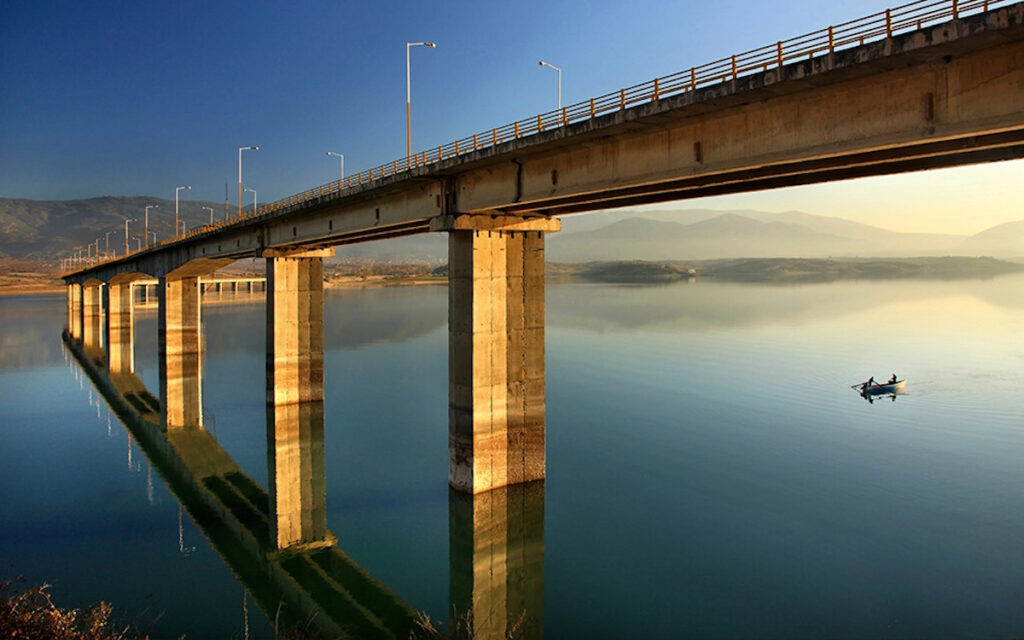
[{"left": 0, "top": 578, "right": 157, "bottom": 640}]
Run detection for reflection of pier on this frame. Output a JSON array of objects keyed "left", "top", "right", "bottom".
[{"left": 63, "top": 294, "right": 544, "bottom": 637}]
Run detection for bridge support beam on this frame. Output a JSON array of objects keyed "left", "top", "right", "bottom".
[
  {"left": 82, "top": 283, "right": 103, "bottom": 349},
  {"left": 442, "top": 215, "right": 560, "bottom": 494},
  {"left": 107, "top": 282, "right": 134, "bottom": 374},
  {"left": 158, "top": 276, "right": 203, "bottom": 430},
  {"left": 266, "top": 252, "right": 333, "bottom": 550},
  {"left": 450, "top": 481, "right": 545, "bottom": 639},
  {"left": 67, "top": 284, "right": 82, "bottom": 340}
]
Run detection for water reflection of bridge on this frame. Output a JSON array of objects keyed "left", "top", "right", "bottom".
[{"left": 64, "top": 330, "right": 543, "bottom": 639}]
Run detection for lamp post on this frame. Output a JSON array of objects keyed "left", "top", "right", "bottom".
[
  {"left": 244, "top": 188, "right": 257, "bottom": 215},
  {"left": 326, "top": 151, "right": 344, "bottom": 181},
  {"left": 202, "top": 206, "right": 214, "bottom": 224},
  {"left": 238, "top": 146, "right": 258, "bottom": 219},
  {"left": 148, "top": 231, "right": 157, "bottom": 245},
  {"left": 104, "top": 231, "right": 113, "bottom": 252},
  {"left": 406, "top": 41, "right": 436, "bottom": 162},
  {"left": 144, "top": 205, "right": 159, "bottom": 248},
  {"left": 539, "top": 61, "right": 562, "bottom": 110},
  {"left": 124, "top": 218, "right": 136, "bottom": 255},
  {"left": 175, "top": 185, "right": 191, "bottom": 238}
]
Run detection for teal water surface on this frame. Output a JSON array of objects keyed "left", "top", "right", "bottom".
[{"left": 1, "top": 274, "right": 1023, "bottom": 638}]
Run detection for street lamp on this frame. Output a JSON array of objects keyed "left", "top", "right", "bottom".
[
  {"left": 326, "top": 151, "right": 344, "bottom": 181},
  {"left": 539, "top": 61, "right": 562, "bottom": 110},
  {"left": 238, "top": 146, "right": 258, "bottom": 219},
  {"left": 244, "top": 188, "right": 257, "bottom": 215},
  {"left": 124, "top": 218, "right": 136, "bottom": 254},
  {"left": 144, "top": 205, "right": 159, "bottom": 248},
  {"left": 175, "top": 185, "right": 191, "bottom": 238},
  {"left": 104, "top": 231, "right": 113, "bottom": 252},
  {"left": 148, "top": 231, "right": 157, "bottom": 244},
  {"left": 202, "top": 206, "right": 214, "bottom": 224},
  {"left": 406, "top": 41, "right": 436, "bottom": 162}
]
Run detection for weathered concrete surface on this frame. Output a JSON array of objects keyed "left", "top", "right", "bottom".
[
  {"left": 266, "top": 256, "right": 330, "bottom": 549},
  {"left": 448, "top": 218, "right": 556, "bottom": 494},
  {"left": 63, "top": 4, "right": 1024, "bottom": 286},
  {"left": 450, "top": 482, "right": 544, "bottom": 639},
  {"left": 158, "top": 276, "right": 203, "bottom": 430},
  {"left": 106, "top": 282, "right": 133, "bottom": 374}
]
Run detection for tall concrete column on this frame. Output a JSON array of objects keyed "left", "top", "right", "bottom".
[
  {"left": 67, "top": 284, "right": 82, "bottom": 340},
  {"left": 440, "top": 215, "right": 560, "bottom": 494},
  {"left": 107, "top": 282, "right": 134, "bottom": 374},
  {"left": 266, "top": 250, "right": 333, "bottom": 550},
  {"left": 158, "top": 276, "right": 203, "bottom": 430},
  {"left": 82, "top": 283, "right": 103, "bottom": 349},
  {"left": 450, "top": 481, "right": 545, "bottom": 639}
]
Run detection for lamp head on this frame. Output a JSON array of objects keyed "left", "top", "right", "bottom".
[{"left": 425, "top": 42, "right": 436, "bottom": 48}]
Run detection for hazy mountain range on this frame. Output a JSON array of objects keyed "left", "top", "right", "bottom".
[{"left": 1, "top": 197, "right": 1021, "bottom": 262}]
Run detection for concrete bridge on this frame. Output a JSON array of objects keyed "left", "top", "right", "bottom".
[{"left": 62, "top": 1, "right": 1024, "bottom": 495}]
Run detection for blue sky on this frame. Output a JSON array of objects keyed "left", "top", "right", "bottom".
[{"left": 1, "top": 0, "right": 1020, "bottom": 234}]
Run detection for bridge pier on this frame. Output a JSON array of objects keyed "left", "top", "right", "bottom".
[
  {"left": 82, "top": 283, "right": 103, "bottom": 349},
  {"left": 107, "top": 282, "right": 134, "bottom": 374},
  {"left": 442, "top": 216, "right": 560, "bottom": 494},
  {"left": 450, "top": 481, "right": 545, "bottom": 639},
  {"left": 67, "top": 284, "right": 82, "bottom": 340},
  {"left": 158, "top": 277, "right": 203, "bottom": 430},
  {"left": 266, "top": 251, "right": 333, "bottom": 550}
]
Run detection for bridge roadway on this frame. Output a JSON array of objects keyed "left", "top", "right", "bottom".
[{"left": 62, "top": 3, "right": 1024, "bottom": 494}]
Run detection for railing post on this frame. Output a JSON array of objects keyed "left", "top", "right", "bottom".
[
  {"left": 538, "top": 114, "right": 544, "bottom": 132},
  {"left": 473, "top": 134, "right": 479, "bottom": 151},
  {"left": 455, "top": 140, "right": 460, "bottom": 155},
  {"left": 620, "top": 88, "right": 626, "bottom": 109},
  {"left": 690, "top": 67, "right": 696, "bottom": 90},
  {"left": 953, "top": 0, "right": 959, "bottom": 19},
  {"left": 731, "top": 55, "right": 737, "bottom": 79},
  {"left": 777, "top": 41, "right": 783, "bottom": 67},
  {"left": 886, "top": 9, "right": 892, "bottom": 39},
  {"left": 652, "top": 78, "right": 660, "bottom": 101},
  {"left": 589, "top": 98, "right": 595, "bottom": 117},
  {"left": 561, "top": 106, "right": 567, "bottom": 126},
  {"left": 828, "top": 26, "right": 834, "bottom": 53}
]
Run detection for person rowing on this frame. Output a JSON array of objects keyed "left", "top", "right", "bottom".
[{"left": 888, "top": 373, "right": 897, "bottom": 384}]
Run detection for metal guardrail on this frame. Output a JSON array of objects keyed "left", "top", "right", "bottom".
[{"left": 76, "top": 0, "right": 1008, "bottom": 271}]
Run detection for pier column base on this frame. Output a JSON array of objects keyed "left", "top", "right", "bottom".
[
  {"left": 443, "top": 215, "right": 560, "bottom": 494},
  {"left": 450, "top": 481, "right": 545, "bottom": 639},
  {"left": 159, "top": 276, "right": 203, "bottom": 430},
  {"left": 67, "top": 284, "right": 82, "bottom": 340},
  {"left": 266, "top": 251, "right": 332, "bottom": 550},
  {"left": 82, "top": 283, "right": 103, "bottom": 349},
  {"left": 107, "top": 282, "right": 134, "bottom": 374}
]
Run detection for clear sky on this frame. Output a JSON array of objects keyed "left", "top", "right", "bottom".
[{"left": 1, "top": 0, "right": 1019, "bottom": 235}]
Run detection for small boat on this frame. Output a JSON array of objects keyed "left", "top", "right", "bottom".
[{"left": 855, "top": 379, "right": 906, "bottom": 395}]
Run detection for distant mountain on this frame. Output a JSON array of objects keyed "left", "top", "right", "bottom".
[
  {"left": 957, "top": 220, "right": 1024, "bottom": 259},
  {"left": 548, "top": 213, "right": 861, "bottom": 261},
  {"left": 1, "top": 196, "right": 1019, "bottom": 264},
  {"left": 547, "top": 208, "right": 1005, "bottom": 261},
  {"left": 0, "top": 196, "right": 230, "bottom": 260}
]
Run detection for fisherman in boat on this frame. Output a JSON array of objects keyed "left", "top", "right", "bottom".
[
  {"left": 888, "top": 374, "right": 897, "bottom": 384},
  {"left": 865, "top": 376, "right": 875, "bottom": 388}
]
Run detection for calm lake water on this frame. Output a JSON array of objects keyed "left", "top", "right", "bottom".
[{"left": 2, "top": 274, "right": 1023, "bottom": 638}]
